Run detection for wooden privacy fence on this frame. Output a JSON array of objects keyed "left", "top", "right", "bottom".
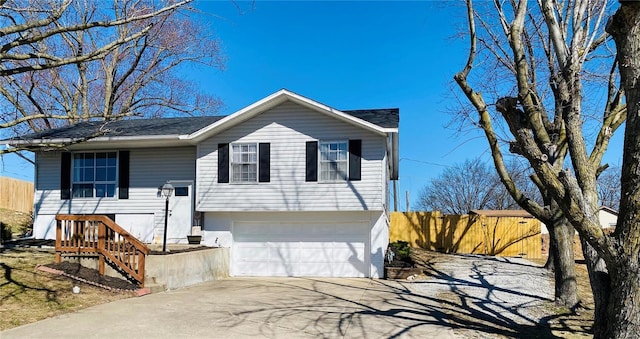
[
  {"left": 0, "top": 177, "right": 34, "bottom": 213},
  {"left": 390, "top": 211, "right": 541, "bottom": 259}
]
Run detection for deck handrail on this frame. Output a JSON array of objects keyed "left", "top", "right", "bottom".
[{"left": 55, "top": 214, "right": 150, "bottom": 287}]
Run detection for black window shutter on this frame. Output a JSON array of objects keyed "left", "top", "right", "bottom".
[
  {"left": 258, "top": 143, "right": 270, "bottom": 182},
  {"left": 60, "top": 152, "right": 71, "bottom": 200},
  {"left": 118, "top": 151, "right": 130, "bottom": 199},
  {"left": 349, "top": 139, "right": 362, "bottom": 181},
  {"left": 218, "top": 143, "right": 229, "bottom": 183},
  {"left": 305, "top": 141, "right": 318, "bottom": 182}
]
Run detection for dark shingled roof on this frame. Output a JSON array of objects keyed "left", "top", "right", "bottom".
[
  {"left": 16, "top": 116, "right": 225, "bottom": 140},
  {"left": 15, "top": 108, "right": 398, "bottom": 141},
  {"left": 343, "top": 108, "right": 399, "bottom": 128}
]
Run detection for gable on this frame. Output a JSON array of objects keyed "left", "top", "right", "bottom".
[
  {"left": 201, "top": 101, "right": 388, "bottom": 143},
  {"left": 187, "top": 89, "right": 397, "bottom": 143}
]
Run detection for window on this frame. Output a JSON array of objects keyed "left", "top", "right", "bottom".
[
  {"left": 72, "top": 152, "right": 117, "bottom": 198},
  {"left": 174, "top": 187, "right": 189, "bottom": 197},
  {"left": 231, "top": 143, "right": 257, "bottom": 182},
  {"left": 319, "top": 141, "right": 348, "bottom": 181}
]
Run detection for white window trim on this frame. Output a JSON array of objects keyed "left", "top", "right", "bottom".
[
  {"left": 71, "top": 151, "right": 119, "bottom": 199},
  {"left": 230, "top": 142, "right": 258, "bottom": 184},
  {"left": 319, "top": 140, "right": 349, "bottom": 182}
]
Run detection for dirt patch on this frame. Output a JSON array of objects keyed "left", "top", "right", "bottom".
[
  {"left": 42, "top": 261, "right": 138, "bottom": 291},
  {"left": 541, "top": 234, "right": 585, "bottom": 260},
  {"left": 407, "top": 248, "right": 594, "bottom": 338}
]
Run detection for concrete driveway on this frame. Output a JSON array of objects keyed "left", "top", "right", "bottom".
[{"left": 2, "top": 278, "right": 455, "bottom": 339}]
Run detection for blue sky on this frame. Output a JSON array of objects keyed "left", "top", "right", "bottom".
[
  {"left": 191, "top": 0, "right": 486, "bottom": 210},
  {"left": 0, "top": 1, "right": 624, "bottom": 210}
]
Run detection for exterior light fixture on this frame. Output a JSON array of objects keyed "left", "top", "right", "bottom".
[{"left": 160, "top": 182, "right": 174, "bottom": 252}]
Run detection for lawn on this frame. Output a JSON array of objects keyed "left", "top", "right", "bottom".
[
  {"left": 0, "top": 247, "right": 134, "bottom": 331},
  {"left": 0, "top": 208, "right": 32, "bottom": 239}
]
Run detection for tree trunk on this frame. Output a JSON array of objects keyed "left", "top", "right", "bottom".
[
  {"left": 544, "top": 244, "right": 554, "bottom": 270},
  {"left": 547, "top": 216, "right": 579, "bottom": 308},
  {"left": 600, "top": 3, "right": 640, "bottom": 338},
  {"left": 607, "top": 262, "right": 640, "bottom": 339},
  {"left": 581, "top": 239, "right": 610, "bottom": 337}
]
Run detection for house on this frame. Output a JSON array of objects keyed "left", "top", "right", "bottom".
[
  {"left": 598, "top": 206, "right": 618, "bottom": 230},
  {"left": 6, "top": 89, "right": 399, "bottom": 278}
]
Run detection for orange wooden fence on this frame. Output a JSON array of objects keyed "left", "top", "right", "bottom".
[
  {"left": 0, "top": 177, "right": 34, "bottom": 213},
  {"left": 390, "top": 211, "right": 541, "bottom": 259}
]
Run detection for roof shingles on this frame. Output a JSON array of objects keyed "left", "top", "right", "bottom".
[
  {"left": 16, "top": 116, "right": 225, "bottom": 140},
  {"left": 14, "top": 108, "right": 398, "bottom": 141}
]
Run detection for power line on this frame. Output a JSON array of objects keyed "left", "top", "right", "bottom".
[{"left": 399, "top": 158, "right": 452, "bottom": 168}]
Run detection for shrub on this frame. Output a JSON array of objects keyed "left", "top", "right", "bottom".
[
  {"left": 1, "top": 222, "right": 12, "bottom": 241},
  {"left": 389, "top": 240, "right": 412, "bottom": 262}
]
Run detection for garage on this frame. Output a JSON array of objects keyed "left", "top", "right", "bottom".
[{"left": 232, "top": 221, "right": 369, "bottom": 277}]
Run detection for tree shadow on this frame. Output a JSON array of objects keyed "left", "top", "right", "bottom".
[
  {"left": 0, "top": 258, "right": 59, "bottom": 304},
  {"left": 205, "top": 255, "right": 585, "bottom": 338}
]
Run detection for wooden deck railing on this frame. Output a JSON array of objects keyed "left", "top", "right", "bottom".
[{"left": 55, "top": 215, "right": 150, "bottom": 287}]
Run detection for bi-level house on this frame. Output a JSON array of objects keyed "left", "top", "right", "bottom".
[{"left": 7, "top": 89, "right": 399, "bottom": 278}]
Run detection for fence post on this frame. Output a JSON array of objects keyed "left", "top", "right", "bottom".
[
  {"left": 98, "top": 220, "right": 105, "bottom": 275},
  {"left": 55, "top": 219, "right": 62, "bottom": 263},
  {"left": 138, "top": 251, "right": 146, "bottom": 287}
]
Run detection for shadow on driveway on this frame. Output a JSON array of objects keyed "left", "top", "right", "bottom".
[{"left": 2, "top": 254, "right": 571, "bottom": 339}]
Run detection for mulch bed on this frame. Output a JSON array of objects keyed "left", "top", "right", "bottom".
[
  {"left": 42, "top": 261, "right": 138, "bottom": 291},
  {"left": 149, "top": 246, "right": 210, "bottom": 255},
  {"left": 385, "top": 258, "right": 415, "bottom": 268}
]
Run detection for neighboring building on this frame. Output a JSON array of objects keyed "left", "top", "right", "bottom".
[
  {"left": 5, "top": 89, "right": 399, "bottom": 278},
  {"left": 508, "top": 206, "right": 618, "bottom": 234},
  {"left": 468, "top": 208, "right": 619, "bottom": 234},
  {"left": 598, "top": 206, "right": 618, "bottom": 230}
]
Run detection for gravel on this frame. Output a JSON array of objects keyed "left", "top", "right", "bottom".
[{"left": 405, "top": 252, "right": 554, "bottom": 338}]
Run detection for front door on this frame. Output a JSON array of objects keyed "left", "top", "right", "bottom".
[{"left": 167, "top": 181, "right": 193, "bottom": 243}]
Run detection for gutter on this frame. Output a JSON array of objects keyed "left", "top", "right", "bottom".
[{"left": 6, "top": 134, "right": 192, "bottom": 148}]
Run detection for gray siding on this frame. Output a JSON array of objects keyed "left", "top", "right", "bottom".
[
  {"left": 34, "top": 147, "right": 196, "bottom": 215},
  {"left": 196, "top": 101, "right": 386, "bottom": 212}
]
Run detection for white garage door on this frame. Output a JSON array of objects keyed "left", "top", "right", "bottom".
[{"left": 232, "top": 221, "right": 368, "bottom": 277}]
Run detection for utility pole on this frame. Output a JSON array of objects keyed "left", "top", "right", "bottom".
[
  {"left": 405, "top": 190, "right": 410, "bottom": 212},
  {"left": 393, "top": 180, "right": 398, "bottom": 212}
]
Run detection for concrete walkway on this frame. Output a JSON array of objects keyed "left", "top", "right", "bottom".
[{"left": 2, "top": 278, "right": 455, "bottom": 339}]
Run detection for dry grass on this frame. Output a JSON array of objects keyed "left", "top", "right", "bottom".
[
  {"left": 0, "top": 248, "right": 134, "bottom": 331},
  {"left": 0, "top": 208, "right": 32, "bottom": 237},
  {"left": 528, "top": 257, "right": 594, "bottom": 338}
]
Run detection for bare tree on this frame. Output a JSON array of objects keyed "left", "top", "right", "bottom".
[
  {"left": 414, "top": 157, "right": 538, "bottom": 214},
  {"left": 454, "top": 0, "right": 640, "bottom": 337},
  {"left": 598, "top": 166, "right": 620, "bottom": 210},
  {"left": 604, "top": 2, "right": 640, "bottom": 337},
  {"left": 0, "top": 0, "right": 224, "bottom": 154}
]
